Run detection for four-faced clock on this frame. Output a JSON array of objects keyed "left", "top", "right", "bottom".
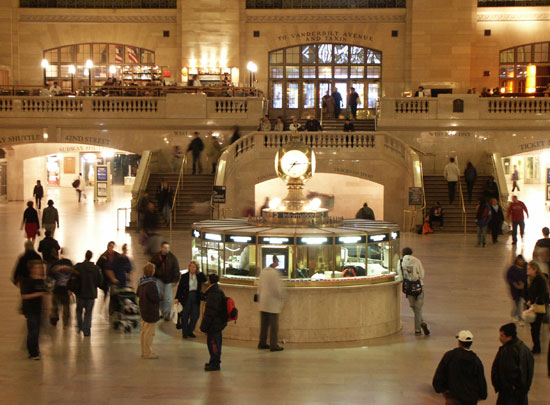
[{"left": 280, "top": 150, "right": 309, "bottom": 178}]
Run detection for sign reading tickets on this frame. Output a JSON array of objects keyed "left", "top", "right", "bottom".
[
  {"left": 212, "top": 186, "right": 226, "bottom": 204},
  {"left": 408, "top": 187, "right": 424, "bottom": 206}
]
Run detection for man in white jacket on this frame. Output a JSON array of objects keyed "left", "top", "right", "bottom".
[
  {"left": 443, "top": 157, "right": 460, "bottom": 204},
  {"left": 400, "top": 247, "right": 430, "bottom": 336},
  {"left": 257, "top": 256, "right": 285, "bottom": 352}
]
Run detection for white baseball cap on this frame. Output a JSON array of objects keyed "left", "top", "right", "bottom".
[{"left": 456, "top": 330, "right": 473, "bottom": 342}]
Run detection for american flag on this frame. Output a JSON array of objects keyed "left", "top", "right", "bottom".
[
  {"left": 126, "top": 46, "right": 139, "bottom": 64},
  {"left": 115, "top": 45, "right": 123, "bottom": 63}
]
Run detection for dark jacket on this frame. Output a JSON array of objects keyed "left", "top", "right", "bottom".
[
  {"left": 343, "top": 122, "right": 355, "bottom": 132},
  {"left": 23, "top": 207, "right": 39, "bottom": 225},
  {"left": 157, "top": 185, "right": 173, "bottom": 208},
  {"left": 526, "top": 274, "right": 548, "bottom": 305},
  {"left": 142, "top": 210, "right": 158, "bottom": 234},
  {"left": 96, "top": 250, "right": 120, "bottom": 291},
  {"left": 137, "top": 275, "right": 160, "bottom": 323},
  {"left": 433, "top": 347, "right": 488, "bottom": 403},
  {"left": 488, "top": 204, "right": 504, "bottom": 228},
  {"left": 74, "top": 260, "right": 103, "bottom": 300},
  {"left": 506, "top": 264, "right": 527, "bottom": 301},
  {"left": 200, "top": 283, "right": 227, "bottom": 334},
  {"left": 33, "top": 185, "right": 44, "bottom": 199},
  {"left": 464, "top": 166, "right": 477, "bottom": 184},
  {"left": 475, "top": 204, "right": 492, "bottom": 227},
  {"left": 21, "top": 277, "right": 46, "bottom": 316},
  {"left": 111, "top": 255, "right": 133, "bottom": 288},
  {"left": 187, "top": 137, "right": 204, "bottom": 156},
  {"left": 491, "top": 338, "right": 534, "bottom": 396},
  {"left": 12, "top": 250, "right": 42, "bottom": 286},
  {"left": 37, "top": 236, "right": 60, "bottom": 264},
  {"left": 151, "top": 252, "right": 180, "bottom": 284},
  {"left": 355, "top": 205, "right": 375, "bottom": 220},
  {"left": 175, "top": 271, "right": 207, "bottom": 305},
  {"left": 332, "top": 90, "right": 342, "bottom": 108}
]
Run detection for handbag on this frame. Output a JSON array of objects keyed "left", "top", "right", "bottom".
[
  {"left": 533, "top": 303, "right": 546, "bottom": 314},
  {"left": 523, "top": 306, "right": 536, "bottom": 323},
  {"left": 400, "top": 259, "right": 422, "bottom": 296}
]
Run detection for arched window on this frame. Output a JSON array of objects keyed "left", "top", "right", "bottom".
[
  {"left": 499, "top": 42, "right": 550, "bottom": 94},
  {"left": 269, "top": 43, "right": 382, "bottom": 119},
  {"left": 43, "top": 43, "right": 159, "bottom": 91}
]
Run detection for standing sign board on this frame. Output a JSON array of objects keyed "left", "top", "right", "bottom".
[
  {"left": 94, "top": 164, "right": 111, "bottom": 202},
  {"left": 212, "top": 186, "right": 226, "bottom": 204},
  {"left": 408, "top": 187, "right": 424, "bottom": 206}
]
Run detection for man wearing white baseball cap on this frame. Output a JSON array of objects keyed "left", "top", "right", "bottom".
[{"left": 433, "top": 330, "right": 487, "bottom": 404}]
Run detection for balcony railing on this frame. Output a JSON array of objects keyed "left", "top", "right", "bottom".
[
  {"left": 246, "top": 0, "right": 405, "bottom": 8},
  {"left": 478, "top": 0, "right": 550, "bottom": 6},
  {"left": 19, "top": 0, "right": 177, "bottom": 8}
]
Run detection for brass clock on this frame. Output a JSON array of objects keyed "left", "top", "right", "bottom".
[{"left": 275, "top": 142, "right": 315, "bottom": 183}]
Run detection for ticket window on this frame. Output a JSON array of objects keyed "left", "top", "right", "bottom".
[
  {"left": 367, "top": 241, "right": 390, "bottom": 277},
  {"left": 296, "top": 245, "right": 334, "bottom": 279},
  {"left": 260, "top": 246, "right": 291, "bottom": 278},
  {"left": 205, "top": 241, "right": 222, "bottom": 276},
  {"left": 224, "top": 243, "right": 257, "bottom": 277},
  {"left": 338, "top": 244, "right": 366, "bottom": 277}
]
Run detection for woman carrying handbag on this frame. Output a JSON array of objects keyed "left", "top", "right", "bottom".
[{"left": 525, "top": 261, "right": 548, "bottom": 354}]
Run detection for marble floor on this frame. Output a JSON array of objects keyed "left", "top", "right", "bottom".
[{"left": 1, "top": 185, "right": 549, "bottom": 404}]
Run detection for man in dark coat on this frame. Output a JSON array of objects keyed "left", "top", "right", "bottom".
[
  {"left": 175, "top": 260, "right": 206, "bottom": 338},
  {"left": 332, "top": 88, "right": 342, "bottom": 119},
  {"left": 137, "top": 263, "right": 160, "bottom": 359},
  {"left": 33, "top": 180, "right": 44, "bottom": 210},
  {"left": 12, "top": 241, "right": 42, "bottom": 288},
  {"left": 96, "top": 241, "right": 120, "bottom": 303},
  {"left": 200, "top": 274, "right": 227, "bottom": 371},
  {"left": 73, "top": 250, "right": 103, "bottom": 336},
  {"left": 347, "top": 87, "right": 360, "bottom": 119},
  {"left": 433, "top": 330, "right": 487, "bottom": 404},
  {"left": 355, "top": 202, "right": 375, "bottom": 220},
  {"left": 37, "top": 230, "right": 60, "bottom": 269},
  {"left": 150, "top": 241, "right": 180, "bottom": 321},
  {"left": 491, "top": 323, "right": 534, "bottom": 405},
  {"left": 187, "top": 132, "right": 204, "bottom": 175}
]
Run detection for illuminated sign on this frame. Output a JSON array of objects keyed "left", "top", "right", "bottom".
[
  {"left": 368, "top": 234, "right": 389, "bottom": 243},
  {"left": 390, "top": 231, "right": 400, "bottom": 240},
  {"left": 225, "top": 235, "right": 256, "bottom": 244},
  {"left": 336, "top": 236, "right": 366, "bottom": 244},
  {"left": 259, "top": 237, "right": 294, "bottom": 245},
  {"left": 204, "top": 233, "right": 222, "bottom": 242},
  {"left": 297, "top": 237, "right": 331, "bottom": 245},
  {"left": 192, "top": 230, "right": 201, "bottom": 238}
]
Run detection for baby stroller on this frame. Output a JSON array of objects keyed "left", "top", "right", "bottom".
[{"left": 110, "top": 286, "right": 140, "bottom": 333}]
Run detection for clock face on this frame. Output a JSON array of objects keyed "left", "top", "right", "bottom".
[{"left": 280, "top": 150, "right": 309, "bottom": 177}]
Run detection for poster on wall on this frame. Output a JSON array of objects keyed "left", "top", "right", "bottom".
[
  {"left": 408, "top": 187, "right": 424, "bottom": 206},
  {"left": 97, "top": 182, "right": 107, "bottom": 197},
  {"left": 546, "top": 168, "right": 550, "bottom": 184},
  {"left": 64, "top": 156, "right": 75, "bottom": 174}
]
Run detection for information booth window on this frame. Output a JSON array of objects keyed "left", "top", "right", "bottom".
[
  {"left": 390, "top": 231, "right": 401, "bottom": 278},
  {"left": 367, "top": 233, "right": 391, "bottom": 277},
  {"left": 336, "top": 236, "right": 367, "bottom": 277},
  {"left": 202, "top": 232, "right": 223, "bottom": 275},
  {"left": 224, "top": 235, "right": 257, "bottom": 277},
  {"left": 258, "top": 237, "right": 294, "bottom": 278},
  {"left": 296, "top": 237, "right": 334, "bottom": 279}
]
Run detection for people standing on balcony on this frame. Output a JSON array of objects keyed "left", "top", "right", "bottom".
[
  {"left": 399, "top": 247, "right": 430, "bottom": 336},
  {"left": 525, "top": 261, "right": 548, "bottom": 354},
  {"left": 21, "top": 201, "right": 40, "bottom": 243},
  {"left": 187, "top": 132, "right": 204, "bottom": 175},
  {"left": 49, "top": 81, "right": 62, "bottom": 96},
  {"left": 429, "top": 202, "right": 444, "bottom": 229},
  {"left": 475, "top": 198, "right": 492, "bottom": 248},
  {"left": 443, "top": 157, "right": 460, "bottom": 204},
  {"left": 273, "top": 116, "right": 285, "bottom": 131},
  {"left": 42, "top": 199, "right": 59, "bottom": 237},
  {"left": 192, "top": 75, "right": 201, "bottom": 87},
  {"left": 321, "top": 91, "right": 334, "bottom": 118},
  {"left": 464, "top": 162, "right": 477, "bottom": 203},
  {"left": 332, "top": 87, "right": 342, "bottom": 119},
  {"left": 347, "top": 87, "right": 360, "bottom": 120},
  {"left": 507, "top": 195, "right": 529, "bottom": 245},
  {"left": 414, "top": 86, "right": 425, "bottom": 97},
  {"left": 40, "top": 85, "right": 51, "bottom": 97},
  {"left": 229, "top": 125, "right": 240, "bottom": 144},
  {"left": 355, "top": 202, "right": 375, "bottom": 220},
  {"left": 488, "top": 198, "right": 504, "bottom": 243},
  {"left": 207, "top": 135, "right": 222, "bottom": 175},
  {"left": 343, "top": 118, "right": 355, "bottom": 132},
  {"left": 511, "top": 165, "right": 520, "bottom": 192},
  {"left": 289, "top": 117, "right": 302, "bottom": 131},
  {"left": 506, "top": 255, "right": 527, "bottom": 324},
  {"left": 157, "top": 181, "right": 173, "bottom": 226},
  {"left": 258, "top": 115, "right": 271, "bottom": 131},
  {"left": 32, "top": 180, "right": 44, "bottom": 210}
]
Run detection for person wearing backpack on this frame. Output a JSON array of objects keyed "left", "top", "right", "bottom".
[
  {"left": 200, "top": 274, "right": 227, "bottom": 371},
  {"left": 400, "top": 247, "right": 430, "bottom": 336},
  {"left": 257, "top": 256, "right": 285, "bottom": 352}
]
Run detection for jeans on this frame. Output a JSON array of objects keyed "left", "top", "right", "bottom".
[
  {"left": 181, "top": 291, "right": 200, "bottom": 337},
  {"left": 35, "top": 197, "right": 42, "bottom": 210},
  {"left": 477, "top": 225, "right": 487, "bottom": 246},
  {"left": 192, "top": 153, "right": 202, "bottom": 174},
  {"left": 447, "top": 181, "right": 457, "bottom": 204},
  {"left": 50, "top": 292, "right": 70, "bottom": 326},
  {"left": 530, "top": 312, "right": 543, "bottom": 352},
  {"left": 512, "top": 221, "right": 525, "bottom": 243},
  {"left": 511, "top": 297, "right": 524, "bottom": 321},
  {"left": 207, "top": 331, "right": 222, "bottom": 366},
  {"left": 26, "top": 312, "right": 41, "bottom": 357},
  {"left": 76, "top": 298, "right": 95, "bottom": 335},
  {"left": 77, "top": 189, "right": 82, "bottom": 202},
  {"left": 350, "top": 104, "right": 357, "bottom": 119},
  {"left": 496, "top": 391, "right": 528, "bottom": 405},
  {"left": 156, "top": 279, "right": 173, "bottom": 318},
  {"left": 512, "top": 181, "right": 520, "bottom": 192},
  {"left": 407, "top": 290, "right": 425, "bottom": 332},
  {"left": 259, "top": 311, "right": 280, "bottom": 347},
  {"left": 162, "top": 203, "right": 171, "bottom": 225}
]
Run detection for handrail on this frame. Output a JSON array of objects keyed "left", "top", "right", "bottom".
[
  {"left": 402, "top": 153, "right": 426, "bottom": 233},
  {"left": 132, "top": 150, "right": 154, "bottom": 213},
  {"left": 169, "top": 151, "right": 188, "bottom": 243},
  {"left": 454, "top": 156, "right": 467, "bottom": 234},
  {"left": 490, "top": 152, "right": 510, "bottom": 211}
]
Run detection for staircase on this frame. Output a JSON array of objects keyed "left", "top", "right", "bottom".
[
  {"left": 320, "top": 119, "right": 376, "bottom": 131},
  {"left": 423, "top": 175, "right": 493, "bottom": 233},
  {"left": 146, "top": 173, "right": 214, "bottom": 228}
]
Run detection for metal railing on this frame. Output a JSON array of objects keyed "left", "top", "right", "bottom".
[
  {"left": 20, "top": 0, "right": 177, "bottom": 8},
  {"left": 455, "top": 156, "right": 468, "bottom": 234},
  {"left": 245, "top": 0, "right": 406, "bottom": 8},
  {"left": 478, "top": 0, "right": 550, "bottom": 6},
  {"left": 168, "top": 152, "right": 188, "bottom": 243}
]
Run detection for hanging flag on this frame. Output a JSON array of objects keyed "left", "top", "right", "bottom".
[
  {"left": 115, "top": 45, "right": 123, "bottom": 63},
  {"left": 126, "top": 46, "right": 139, "bottom": 64}
]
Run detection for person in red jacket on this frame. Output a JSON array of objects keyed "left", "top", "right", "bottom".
[{"left": 507, "top": 195, "right": 529, "bottom": 245}]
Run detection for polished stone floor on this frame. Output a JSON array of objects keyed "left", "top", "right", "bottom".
[{"left": 1, "top": 185, "right": 549, "bottom": 404}]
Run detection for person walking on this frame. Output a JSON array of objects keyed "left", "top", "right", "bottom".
[
  {"left": 257, "top": 256, "right": 285, "bottom": 352},
  {"left": 21, "top": 201, "right": 40, "bottom": 243},
  {"left": 475, "top": 198, "right": 492, "bottom": 247},
  {"left": 11, "top": 241, "right": 41, "bottom": 288},
  {"left": 156, "top": 181, "right": 173, "bottom": 226},
  {"left": 151, "top": 241, "right": 181, "bottom": 321},
  {"left": 400, "top": 247, "right": 430, "bottom": 336},
  {"left": 511, "top": 165, "right": 520, "bottom": 192},
  {"left": 187, "top": 132, "right": 204, "bottom": 175},
  {"left": 33, "top": 180, "right": 44, "bottom": 210},
  {"left": 491, "top": 323, "right": 534, "bottom": 404},
  {"left": 443, "top": 157, "right": 460, "bottom": 204},
  {"left": 48, "top": 250, "right": 74, "bottom": 328},
  {"left": 75, "top": 173, "right": 85, "bottom": 202},
  {"left": 200, "top": 273, "right": 227, "bottom": 371},
  {"left": 432, "top": 330, "right": 487, "bottom": 404},
  {"left": 483, "top": 176, "right": 500, "bottom": 201},
  {"left": 506, "top": 195, "right": 528, "bottom": 245},
  {"left": 347, "top": 87, "right": 360, "bottom": 119},
  {"left": 137, "top": 191, "right": 150, "bottom": 232},
  {"left": 20, "top": 260, "right": 47, "bottom": 360},
  {"left": 41, "top": 200, "right": 59, "bottom": 237},
  {"left": 355, "top": 202, "right": 375, "bottom": 220},
  {"left": 74, "top": 250, "right": 103, "bottom": 337},
  {"left": 175, "top": 260, "right": 206, "bottom": 339},
  {"left": 506, "top": 255, "right": 527, "bottom": 324},
  {"left": 532, "top": 227, "right": 550, "bottom": 278},
  {"left": 464, "top": 162, "right": 477, "bottom": 203},
  {"left": 488, "top": 198, "right": 505, "bottom": 243},
  {"left": 96, "top": 241, "right": 120, "bottom": 302},
  {"left": 525, "top": 261, "right": 548, "bottom": 354},
  {"left": 206, "top": 135, "right": 222, "bottom": 174},
  {"left": 110, "top": 243, "right": 133, "bottom": 288},
  {"left": 37, "top": 230, "right": 60, "bottom": 270},
  {"left": 321, "top": 91, "right": 334, "bottom": 118},
  {"left": 332, "top": 87, "right": 342, "bottom": 119},
  {"left": 137, "top": 263, "right": 161, "bottom": 359}
]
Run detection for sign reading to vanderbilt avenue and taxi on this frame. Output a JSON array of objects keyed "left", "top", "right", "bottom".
[{"left": 277, "top": 31, "right": 374, "bottom": 43}]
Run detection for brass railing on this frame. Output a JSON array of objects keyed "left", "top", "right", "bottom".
[
  {"left": 169, "top": 152, "right": 188, "bottom": 243},
  {"left": 455, "top": 156, "right": 468, "bottom": 234}
]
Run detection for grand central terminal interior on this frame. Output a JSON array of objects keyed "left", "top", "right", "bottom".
[{"left": 0, "top": 0, "right": 550, "bottom": 404}]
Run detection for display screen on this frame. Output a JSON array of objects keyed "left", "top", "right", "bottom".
[
  {"left": 96, "top": 166, "right": 108, "bottom": 181},
  {"left": 265, "top": 254, "right": 285, "bottom": 270}
]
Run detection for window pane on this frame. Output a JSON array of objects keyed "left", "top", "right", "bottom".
[
  {"left": 273, "top": 83, "right": 283, "bottom": 109},
  {"left": 368, "top": 83, "right": 379, "bottom": 109},
  {"left": 303, "top": 82, "right": 315, "bottom": 108},
  {"left": 141, "top": 49, "right": 154, "bottom": 64},
  {"left": 45, "top": 65, "right": 58, "bottom": 78},
  {"left": 93, "top": 43, "right": 108, "bottom": 65},
  {"left": 286, "top": 66, "right": 299, "bottom": 78},
  {"left": 319, "top": 82, "right": 330, "bottom": 108},
  {"left": 318, "top": 66, "right": 332, "bottom": 78},
  {"left": 350, "top": 66, "right": 364, "bottom": 78},
  {"left": 125, "top": 46, "right": 140, "bottom": 64},
  {"left": 334, "top": 67, "right": 348, "bottom": 78},
  {"left": 60, "top": 46, "right": 75, "bottom": 63},
  {"left": 270, "top": 67, "right": 283, "bottom": 78},
  {"left": 534, "top": 43, "right": 549, "bottom": 63},
  {"left": 516, "top": 65, "right": 527, "bottom": 79},
  {"left": 270, "top": 50, "right": 283, "bottom": 64},
  {"left": 351, "top": 46, "right": 364, "bottom": 64},
  {"left": 45, "top": 49, "right": 59, "bottom": 63},
  {"left": 517, "top": 46, "right": 531, "bottom": 63},
  {"left": 76, "top": 44, "right": 91, "bottom": 64},
  {"left": 286, "top": 46, "right": 300, "bottom": 64},
  {"left": 60, "top": 65, "right": 72, "bottom": 78},
  {"left": 367, "top": 66, "right": 380, "bottom": 78},
  {"left": 302, "top": 67, "right": 316, "bottom": 78},
  {"left": 287, "top": 82, "right": 299, "bottom": 109},
  {"left": 302, "top": 45, "right": 316, "bottom": 63},
  {"left": 500, "top": 49, "right": 514, "bottom": 63},
  {"left": 334, "top": 45, "right": 348, "bottom": 64},
  {"left": 366, "top": 49, "right": 381, "bottom": 64},
  {"left": 318, "top": 44, "right": 332, "bottom": 63},
  {"left": 500, "top": 65, "right": 514, "bottom": 78}
]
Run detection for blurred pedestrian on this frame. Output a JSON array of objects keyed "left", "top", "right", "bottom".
[
  {"left": 11, "top": 241, "right": 41, "bottom": 288},
  {"left": 21, "top": 201, "right": 40, "bottom": 243},
  {"left": 33, "top": 180, "right": 44, "bottom": 210},
  {"left": 507, "top": 195, "right": 528, "bottom": 245},
  {"left": 187, "top": 132, "right": 204, "bottom": 175},
  {"left": 37, "top": 230, "right": 60, "bottom": 270},
  {"left": 41, "top": 199, "right": 59, "bottom": 237},
  {"left": 464, "top": 162, "right": 477, "bottom": 203},
  {"left": 48, "top": 249, "right": 74, "bottom": 328},
  {"left": 20, "top": 260, "right": 47, "bottom": 360},
  {"left": 200, "top": 273, "right": 227, "bottom": 370},
  {"left": 506, "top": 255, "right": 527, "bottom": 324},
  {"left": 138, "top": 263, "right": 161, "bottom": 359},
  {"left": 488, "top": 198, "right": 504, "bottom": 243},
  {"left": 475, "top": 198, "right": 491, "bottom": 247},
  {"left": 525, "top": 261, "right": 548, "bottom": 354},
  {"left": 74, "top": 250, "right": 103, "bottom": 337}
]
